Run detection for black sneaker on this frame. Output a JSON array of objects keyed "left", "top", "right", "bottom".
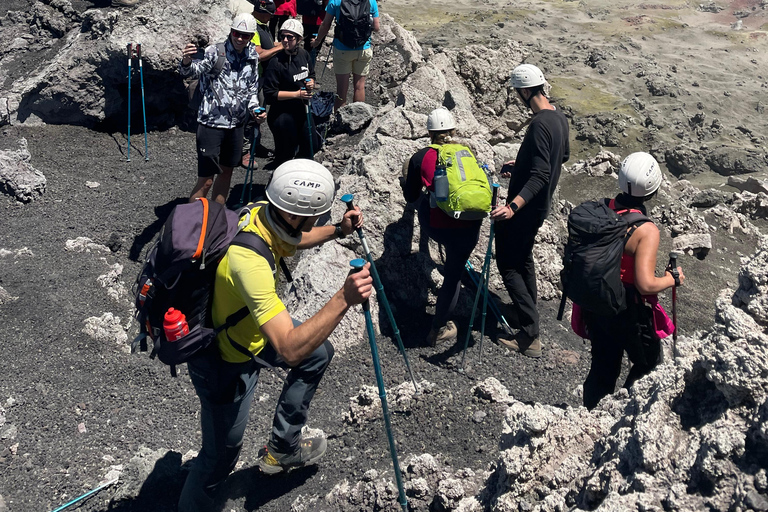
[{"left": 258, "top": 436, "right": 327, "bottom": 475}]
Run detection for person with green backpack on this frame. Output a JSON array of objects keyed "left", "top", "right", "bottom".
[
  {"left": 403, "top": 108, "right": 492, "bottom": 346},
  {"left": 490, "top": 64, "right": 570, "bottom": 358}
]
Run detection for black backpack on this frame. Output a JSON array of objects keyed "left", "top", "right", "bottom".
[
  {"left": 334, "top": 0, "right": 372, "bottom": 49},
  {"left": 131, "top": 199, "right": 283, "bottom": 376},
  {"left": 187, "top": 42, "right": 227, "bottom": 113},
  {"left": 557, "top": 199, "right": 649, "bottom": 320}
]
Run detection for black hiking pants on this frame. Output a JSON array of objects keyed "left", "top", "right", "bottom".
[
  {"left": 267, "top": 104, "right": 314, "bottom": 167},
  {"left": 494, "top": 211, "right": 544, "bottom": 339},
  {"left": 582, "top": 291, "right": 661, "bottom": 410},
  {"left": 178, "top": 319, "right": 333, "bottom": 512},
  {"left": 418, "top": 200, "right": 482, "bottom": 330}
]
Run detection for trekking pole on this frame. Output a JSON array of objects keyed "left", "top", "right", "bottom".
[
  {"left": 341, "top": 194, "right": 419, "bottom": 394},
  {"left": 137, "top": 43, "right": 149, "bottom": 161},
  {"left": 50, "top": 477, "right": 119, "bottom": 512},
  {"left": 238, "top": 108, "right": 263, "bottom": 207},
  {"left": 477, "top": 184, "right": 501, "bottom": 362},
  {"left": 668, "top": 252, "right": 680, "bottom": 349},
  {"left": 303, "top": 79, "right": 314, "bottom": 158},
  {"left": 320, "top": 42, "right": 332, "bottom": 82},
  {"left": 464, "top": 260, "right": 513, "bottom": 336},
  {"left": 350, "top": 259, "right": 408, "bottom": 512},
  {"left": 126, "top": 42, "right": 132, "bottom": 162},
  {"left": 460, "top": 184, "right": 499, "bottom": 369}
]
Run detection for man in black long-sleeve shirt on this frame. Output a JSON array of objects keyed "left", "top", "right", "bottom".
[{"left": 490, "top": 64, "right": 570, "bottom": 358}]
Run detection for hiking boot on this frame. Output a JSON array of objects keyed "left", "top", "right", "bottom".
[
  {"left": 241, "top": 148, "right": 273, "bottom": 167},
  {"left": 258, "top": 436, "right": 327, "bottom": 475},
  {"left": 499, "top": 334, "right": 542, "bottom": 358},
  {"left": 426, "top": 321, "right": 458, "bottom": 347},
  {"left": 111, "top": 0, "right": 140, "bottom": 7}
]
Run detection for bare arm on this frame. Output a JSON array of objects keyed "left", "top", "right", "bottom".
[
  {"left": 297, "top": 207, "right": 363, "bottom": 249},
  {"left": 260, "top": 264, "right": 373, "bottom": 365},
  {"left": 372, "top": 16, "right": 380, "bottom": 32},
  {"left": 255, "top": 44, "right": 283, "bottom": 62},
  {"left": 630, "top": 223, "right": 685, "bottom": 295},
  {"left": 312, "top": 13, "right": 334, "bottom": 48}
]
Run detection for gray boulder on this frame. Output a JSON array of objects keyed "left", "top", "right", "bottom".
[
  {"left": 3, "top": 0, "right": 234, "bottom": 126},
  {"left": 705, "top": 146, "right": 768, "bottom": 176},
  {"left": 336, "top": 102, "right": 376, "bottom": 133},
  {"left": 728, "top": 175, "right": 768, "bottom": 195},
  {"left": 0, "top": 138, "right": 46, "bottom": 202}
]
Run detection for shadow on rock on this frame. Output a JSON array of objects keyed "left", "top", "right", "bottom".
[
  {"left": 221, "top": 465, "right": 319, "bottom": 511},
  {"left": 106, "top": 450, "right": 185, "bottom": 512},
  {"left": 129, "top": 197, "right": 188, "bottom": 261}
]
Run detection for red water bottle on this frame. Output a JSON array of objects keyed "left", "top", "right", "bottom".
[{"left": 163, "top": 308, "right": 189, "bottom": 341}]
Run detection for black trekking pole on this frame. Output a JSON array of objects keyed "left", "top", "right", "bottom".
[
  {"left": 668, "top": 252, "right": 680, "bottom": 350},
  {"left": 137, "top": 43, "right": 149, "bottom": 161},
  {"left": 126, "top": 42, "right": 133, "bottom": 162},
  {"left": 237, "top": 108, "right": 264, "bottom": 207},
  {"left": 341, "top": 194, "right": 419, "bottom": 394},
  {"left": 460, "top": 183, "right": 499, "bottom": 370},
  {"left": 350, "top": 259, "right": 408, "bottom": 512},
  {"left": 302, "top": 79, "right": 314, "bottom": 158},
  {"left": 464, "top": 260, "right": 513, "bottom": 336},
  {"left": 320, "top": 42, "right": 332, "bottom": 82}
]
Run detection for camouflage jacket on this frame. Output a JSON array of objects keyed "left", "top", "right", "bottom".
[{"left": 179, "top": 39, "right": 260, "bottom": 129}]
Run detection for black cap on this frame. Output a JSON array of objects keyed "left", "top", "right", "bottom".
[{"left": 251, "top": 0, "right": 276, "bottom": 14}]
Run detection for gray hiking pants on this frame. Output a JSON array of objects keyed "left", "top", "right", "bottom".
[{"left": 178, "top": 320, "right": 334, "bottom": 512}]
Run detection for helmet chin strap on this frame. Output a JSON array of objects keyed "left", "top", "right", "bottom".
[{"left": 268, "top": 204, "right": 307, "bottom": 240}]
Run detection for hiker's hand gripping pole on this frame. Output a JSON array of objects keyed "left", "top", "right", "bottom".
[
  {"left": 350, "top": 260, "right": 408, "bottom": 512},
  {"left": 341, "top": 194, "right": 419, "bottom": 394},
  {"left": 668, "top": 252, "right": 681, "bottom": 345}
]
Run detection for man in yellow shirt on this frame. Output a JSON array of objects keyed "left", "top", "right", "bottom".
[{"left": 179, "top": 159, "right": 372, "bottom": 512}]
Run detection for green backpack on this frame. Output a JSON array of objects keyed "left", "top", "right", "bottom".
[{"left": 430, "top": 143, "right": 492, "bottom": 220}]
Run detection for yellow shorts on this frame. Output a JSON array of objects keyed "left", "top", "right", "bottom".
[{"left": 333, "top": 47, "right": 373, "bottom": 76}]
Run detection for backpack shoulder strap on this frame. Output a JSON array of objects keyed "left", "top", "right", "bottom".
[
  {"left": 230, "top": 231, "right": 276, "bottom": 273},
  {"left": 213, "top": 42, "right": 227, "bottom": 76}
]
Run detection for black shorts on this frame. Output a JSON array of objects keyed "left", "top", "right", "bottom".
[{"left": 196, "top": 123, "right": 245, "bottom": 177}]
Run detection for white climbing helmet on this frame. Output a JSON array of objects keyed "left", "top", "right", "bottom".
[
  {"left": 426, "top": 107, "right": 456, "bottom": 131},
  {"left": 509, "top": 64, "right": 547, "bottom": 89},
  {"left": 619, "top": 152, "right": 663, "bottom": 197},
  {"left": 266, "top": 159, "right": 336, "bottom": 216},
  {"left": 280, "top": 18, "right": 304, "bottom": 38},
  {"left": 231, "top": 13, "right": 258, "bottom": 34}
]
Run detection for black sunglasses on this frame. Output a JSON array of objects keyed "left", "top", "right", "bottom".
[{"left": 279, "top": 33, "right": 296, "bottom": 41}]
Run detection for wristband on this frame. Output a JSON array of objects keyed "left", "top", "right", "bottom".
[
  {"left": 334, "top": 223, "right": 346, "bottom": 239},
  {"left": 509, "top": 202, "right": 519, "bottom": 213}
]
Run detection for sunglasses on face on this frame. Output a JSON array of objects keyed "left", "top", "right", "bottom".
[
  {"left": 279, "top": 33, "right": 296, "bottom": 41},
  {"left": 231, "top": 30, "right": 251, "bottom": 40}
]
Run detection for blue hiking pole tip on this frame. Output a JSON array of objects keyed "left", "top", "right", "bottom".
[
  {"left": 350, "top": 258, "right": 366, "bottom": 270},
  {"left": 340, "top": 193, "right": 354, "bottom": 203},
  {"left": 492, "top": 183, "right": 500, "bottom": 189}
]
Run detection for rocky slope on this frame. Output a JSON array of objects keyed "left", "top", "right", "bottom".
[{"left": 1, "top": 0, "right": 768, "bottom": 511}]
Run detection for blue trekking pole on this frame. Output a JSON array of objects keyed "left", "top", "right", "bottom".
[
  {"left": 342, "top": 194, "right": 419, "bottom": 394},
  {"left": 460, "top": 183, "right": 499, "bottom": 370},
  {"left": 126, "top": 42, "right": 132, "bottom": 162},
  {"left": 464, "top": 260, "right": 513, "bottom": 336},
  {"left": 50, "top": 477, "right": 119, "bottom": 512},
  {"left": 303, "top": 78, "right": 314, "bottom": 158},
  {"left": 137, "top": 43, "right": 149, "bottom": 161},
  {"left": 320, "top": 42, "right": 332, "bottom": 82},
  {"left": 350, "top": 259, "right": 408, "bottom": 512}
]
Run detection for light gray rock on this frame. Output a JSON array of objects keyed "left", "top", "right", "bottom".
[
  {"left": 728, "top": 175, "right": 768, "bottom": 195},
  {"left": 375, "top": 107, "right": 428, "bottom": 140},
  {"left": 566, "top": 150, "right": 622, "bottom": 177},
  {"left": 0, "top": 138, "right": 46, "bottom": 202},
  {"left": 732, "top": 191, "right": 768, "bottom": 219},
  {"left": 337, "top": 102, "right": 376, "bottom": 133},
  {"left": 671, "top": 232, "right": 713, "bottom": 258},
  {"left": 4, "top": 0, "right": 234, "bottom": 126},
  {"left": 0, "top": 286, "right": 19, "bottom": 305},
  {"left": 65, "top": 237, "right": 111, "bottom": 254},
  {"left": 82, "top": 312, "right": 128, "bottom": 347},
  {"left": 472, "top": 377, "right": 514, "bottom": 404}
]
